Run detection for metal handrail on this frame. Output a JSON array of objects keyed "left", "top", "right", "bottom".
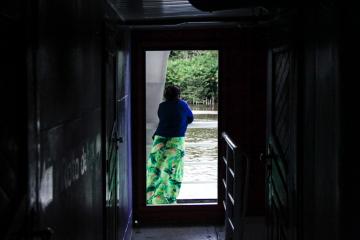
[
  {"left": 222, "top": 132, "right": 237, "bottom": 151},
  {"left": 221, "top": 132, "right": 250, "bottom": 240}
]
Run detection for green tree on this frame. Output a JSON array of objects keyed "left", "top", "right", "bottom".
[{"left": 166, "top": 50, "right": 218, "bottom": 104}]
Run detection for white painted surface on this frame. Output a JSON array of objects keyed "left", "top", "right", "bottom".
[
  {"left": 178, "top": 182, "right": 217, "bottom": 200},
  {"left": 192, "top": 110, "right": 218, "bottom": 114}
]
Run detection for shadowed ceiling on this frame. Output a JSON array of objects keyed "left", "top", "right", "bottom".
[{"left": 107, "top": 0, "right": 269, "bottom": 24}]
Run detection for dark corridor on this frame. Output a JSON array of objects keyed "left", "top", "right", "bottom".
[{"left": 0, "top": 0, "right": 357, "bottom": 240}]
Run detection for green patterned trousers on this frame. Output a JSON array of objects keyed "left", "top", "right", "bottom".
[{"left": 146, "top": 135, "right": 185, "bottom": 204}]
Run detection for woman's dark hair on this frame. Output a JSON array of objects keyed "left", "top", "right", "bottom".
[{"left": 164, "top": 85, "right": 181, "bottom": 101}]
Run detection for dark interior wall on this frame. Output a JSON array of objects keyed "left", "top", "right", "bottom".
[
  {"left": 220, "top": 29, "right": 267, "bottom": 216},
  {"left": 262, "top": 6, "right": 344, "bottom": 239},
  {"left": 339, "top": 5, "right": 359, "bottom": 240},
  {"left": 33, "top": 0, "right": 104, "bottom": 239},
  {"left": 300, "top": 6, "right": 341, "bottom": 240},
  {"left": 131, "top": 27, "right": 267, "bottom": 222},
  {"left": 1, "top": 0, "right": 133, "bottom": 238},
  {"left": 0, "top": 1, "right": 28, "bottom": 238}
]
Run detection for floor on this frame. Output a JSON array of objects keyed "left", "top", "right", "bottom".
[{"left": 131, "top": 225, "right": 225, "bottom": 240}]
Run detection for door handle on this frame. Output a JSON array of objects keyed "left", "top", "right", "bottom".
[
  {"left": 260, "top": 152, "right": 274, "bottom": 162},
  {"left": 260, "top": 152, "right": 275, "bottom": 171},
  {"left": 112, "top": 137, "right": 123, "bottom": 143}
]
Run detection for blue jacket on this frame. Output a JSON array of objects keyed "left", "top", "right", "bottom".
[{"left": 154, "top": 99, "right": 194, "bottom": 137}]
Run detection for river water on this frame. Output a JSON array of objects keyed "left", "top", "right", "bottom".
[{"left": 178, "top": 104, "right": 218, "bottom": 200}]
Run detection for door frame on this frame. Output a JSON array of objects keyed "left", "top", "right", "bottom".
[{"left": 131, "top": 29, "right": 226, "bottom": 225}]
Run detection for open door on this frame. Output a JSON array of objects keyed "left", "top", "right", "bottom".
[
  {"left": 105, "top": 50, "right": 132, "bottom": 240},
  {"left": 265, "top": 45, "right": 298, "bottom": 240}
]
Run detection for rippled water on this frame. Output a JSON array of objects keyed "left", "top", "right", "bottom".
[{"left": 182, "top": 105, "right": 218, "bottom": 184}]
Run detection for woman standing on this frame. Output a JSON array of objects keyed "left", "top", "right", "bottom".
[{"left": 146, "top": 85, "right": 193, "bottom": 204}]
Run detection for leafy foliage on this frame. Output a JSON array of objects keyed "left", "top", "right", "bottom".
[{"left": 166, "top": 50, "right": 218, "bottom": 104}]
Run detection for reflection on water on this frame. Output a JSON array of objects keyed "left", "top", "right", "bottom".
[
  {"left": 181, "top": 105, "right": 218, "bottom": 190},
  {"left": 186, "top": 128, "right": 217, "bottom": 143}
]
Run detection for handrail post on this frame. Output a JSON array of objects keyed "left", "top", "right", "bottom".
[{"left": 221, "top": 132, "right": 250, "bottom": 240}]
